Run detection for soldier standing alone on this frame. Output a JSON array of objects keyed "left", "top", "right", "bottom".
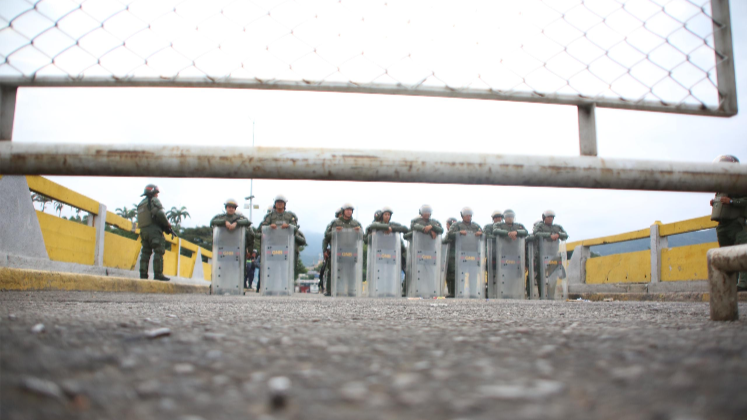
[{"left": 137, "top": 184, "right": 174, "bottom": 281}]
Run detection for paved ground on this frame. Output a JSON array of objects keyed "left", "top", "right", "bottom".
[{"left": 2, "top": 291, "right": 747, "bottom": 420}]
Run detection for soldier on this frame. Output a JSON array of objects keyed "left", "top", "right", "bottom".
[
  {"left": 484, "top": 210, "right": 503, "bottom": 238},
  {"left": 710, "top": 155, "right": 747, "bottom": 291},
  {"left": 445, "top": 207, "right": 483, "bottom": 297},
  {"left": 210, "top": 198, "right": 255, "bottom": 250},
  {"left": 136, "top": 184, "right": 174, "bottom": 281},
  {"left": 368, "top": 207, "right": 409, "bottom": 236},
  {"left": 260, "top": 195, "right": 299, "bottom": 231},
  {"left": 323, "top": 203, "right": 362, "bottom": 295},
  {"left": 532, "top": 210, "right": 568, "bottom": 241},
  {"left": 410, "top": 204, "right": 444, "bottom": 239},
  {"left": 320, "top": 207, "right": 343, "bottom": 295},
  {"left": 492, "top": 209, "right": 528, "bottom": 240},
  {"left": 445, "top": 217, "right": 457, "bottom": 234}
]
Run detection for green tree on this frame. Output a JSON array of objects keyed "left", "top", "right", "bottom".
[
  {"left": 166, "top": 206, "right": 190, "bottom": 231},
  {"left": 54, "top": 201, "right": 64, "bottom": 216},
  {"left": 31, "top": 193, "right": 52, "bottom": 212},
  {"left": 116, "top": 206, "right": 137, "bottom": 222},
  {"left": 295, "top": 246, "right": 308, "bottom": 279}
]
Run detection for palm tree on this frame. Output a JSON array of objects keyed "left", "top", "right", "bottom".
[
  {"left": 54, "top": 201, "right": 64, "bottom": 216},
  {"left": 31, "top": 193, "right": 53, "bottom": 212},
  {"left": 116, "top": 206, "right": 137, "bottom": 222},
  {"left": 166, "top": 206, "right": 190, "bottom": 231}
]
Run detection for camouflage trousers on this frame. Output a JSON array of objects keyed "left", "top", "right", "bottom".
[
  {"left": 140, "top": 226, "right": 165, "bottom": 276},
  {"left": 716, "top": 219, "right": 747, "bottom": 286}
]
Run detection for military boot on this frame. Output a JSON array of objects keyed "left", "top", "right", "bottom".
[
  {"left": 140, "top": 272, "right": 149, "bottom": 279},
  {"left": 154, "top": 274, "right": 170, "bottom": 281}
]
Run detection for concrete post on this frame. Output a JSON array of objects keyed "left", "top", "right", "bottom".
[
  {"left": 567, "top": 245, "right": 590, "bottom": 284},
  {"left": 650, "top": 223, "right": 667, "bottom": 283},
  {"left": 1, "top": 86, "right": 17, "bottom": 141},
  {"left": 93, "top": 204, "right": 107, "bottom": 267},
  {"left": 176, "top": 238, "right": 182, "bottom": 278},
  {"left": 578, "top": 104, "right": 598, "bottom": 157},
  {"left": 707, "top": 244, "right": 747, "bottom": 321}
]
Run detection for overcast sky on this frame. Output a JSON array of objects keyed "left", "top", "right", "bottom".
[{"left": 11, "top": 1, "right": 746, "bottom": 245}]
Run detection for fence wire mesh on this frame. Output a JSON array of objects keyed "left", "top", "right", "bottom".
[{"left": 0, "top": 0, "right": 734, "bottom": 114}]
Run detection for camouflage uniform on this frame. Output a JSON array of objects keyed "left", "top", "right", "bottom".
[
  {"left": 712, "top": 193, "right": 747, "bottom": 287},
  {"left": 137, "top": 196, "right": 171, "bottom": 279},
  {"left": 210, "top": 211, "right": 255, "bottom": 250},
  {"left": 445, "top": 221, "right": 483, "bottom": 297},
  {"left": 492, "top": 222, "right": 529, "bottom": 238}
]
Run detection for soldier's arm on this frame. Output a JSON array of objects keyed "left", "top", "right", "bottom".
[
  {"left": 492, "top": 224, "right": 508, "bottom": 237},
  {"left": 730, "top": 197, "right": 747, "bottom": 207},
  {"left": 446, "top": 224, "right": 458, "bottom": 242},
  {"left": 209, "top": 215, "right": 225, "bottom": 226},
  {"left": 411, "top": 222, "right": 426, "bottom": 232},
  {"left": 235, "top": 217, "right": 251, "bottom": 227},
  {"left": 556, "top": 225, "right": 569, "bottom": 240},
  {"left": 430, "top": 220, "right": 444, "bottom": 234},
  {"left": 390, "top": 222, "right": 409, "bottom": 234},
  {"left": 259, "top": 213, "right": 271, "bottom": 228},
  {"left": 515, "top": 224, "right": 529, "bottom": 237}
]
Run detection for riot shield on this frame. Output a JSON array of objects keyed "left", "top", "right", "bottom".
[
  {"left": 211, "top": 226, "right": 246, "bottom": 295},
  {"left": 260, "top": 226, "right": 295, "bottom": 296},
  {"left": 526, "top": 237, "right": 536, "bottom": 299},
  {"left": 538, "top": 238, "right": 568, "bottom": 300},
  {"left": 406, "top": 231, "right": 442, "bottom": 298},
  {"left": 331, "top": 229, "right": 363, "bottom": 297},
  {"left": 489, "top": 236, "right": 526, "bottom": 299},
  {"left": 440, "top": 242, "right": 450, "bottom": 296},
  {"left": 455, "top": 232, "right": 485, "bottom": 299},
  {"left": 368, "top": 231, "right": 401, "bottom": 297}
]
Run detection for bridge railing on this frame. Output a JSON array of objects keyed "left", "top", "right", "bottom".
[
  {"left": 567, "top": 216, "right": 717, "bottom": 286},
  {"left": 23, "top": 176, "right": 212, "bottom": 280}
]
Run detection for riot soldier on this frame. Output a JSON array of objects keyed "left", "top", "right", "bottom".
[
  {"left": 492, "top": 209, "right": 528, "bottom": 240},
  {"left": 409, "top": 205, "right": 444, "bottom": 239},
  {"left": 710, "top": 155, "right": 747, "bottom": 291},
  {"left": 364, "top": 209, "right": 384, "bottom": 244},
  {"left": 446, "top": 207, "right": 483, "bottom": 297},
  {"left": 325, "top": 203, "right": 363, "bottom": 297},
  {"left": 368, "top": 207, "right": 409, "bottom": 236},
  {"left": 136, "top": 184, "right": 174, "bottom": 281},
  {"left": 484, "top": 210, "right": 503, "bottom": 238},
  {"left": 532, "top": 210, "right": 568, "bottom": 241},
  {"left": 210, "top": 198, "right": 255, "bottom": 250},
  {"left": 260, "top": 195, "right": 299, "bottom": 231}
]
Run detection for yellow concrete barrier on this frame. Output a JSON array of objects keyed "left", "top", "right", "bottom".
[
  {"left": 37, "top": 211, "right": 96, "bottom": 265},
  {"left": 585, "top": 250, "right": 650, "bottom": 284}
]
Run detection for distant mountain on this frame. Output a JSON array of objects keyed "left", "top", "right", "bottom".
[
  {"left": 300, "top": 231, "right": 324, "bottom": 266},
  {"left": 588, "top": 229, "right": 717, "bottom": 257}
]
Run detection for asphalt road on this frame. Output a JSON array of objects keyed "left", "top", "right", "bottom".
[{"left": 2, "top": 291, "right": 746, "bottom": 420}]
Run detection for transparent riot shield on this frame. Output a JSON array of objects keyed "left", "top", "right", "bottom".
[
  {"left": 455, "top": 232, "right": 485, "bottom": 299},
  {"left": 407, "top": 231, "right": 442, "bottom": 298},
  {"left": 538, "top": 238, "right": 568, "bottom": 300},
  {"left": 331, "top": 229, "right": 363, "bottom": 297},
  {"left": 211, "top": 226, "right": 246, "bottom": 295},
  {"left": 440, "top": 242, "right": 450, "bottom": 296},
  {"left": 260, "top": 226, "right": 295, "bottom": 296},
  {"left": 491, "top": 236, "right": 526, "bottom": 299},
  {"left": 368, "top": 231, "right": 401, "bottom": 297}
]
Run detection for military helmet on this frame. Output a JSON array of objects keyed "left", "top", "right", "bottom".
[
  {"left": 342, "top": 203, "right": 354, "bottom": 211},
  {"left": 446, "top": 217, "right": 457, "bottom": 225},
  {"left": 381, "top": 206, "right": 393, "bottom": 215},
  {"left": 419, "top": 204, "right": 433, "bottom": 215},
  {"left": 460, "top": 207, "right": 473, "bottom": 217},
  {"left": 266, "top": 206, "right": 272, "bottom": 213},
  {"left": 373, "top": 209, "right": 383, "bottom": 221},
  {"left": 141, "top": 184, "right": 159, "bottom": 197},
  {"left": 504, "top": 209, "right": 516, "bottom": 218},
  {"left": 224, "top": 198, "right": 238, "bottom": 208},
  {"left": 542, "top": 209, "right": 556, "bottom": 219},
  {"left": 274, "top": 194, "right": 288, "bottom": 203},
  {"left": 713, "top": 155, "right": 740, "bottom": 163},
  {"left": 335, "top": 207, "right": 343, "bottom": 217},
  {"left": 491, "top": 210, "right": 503, "bottom": 218}
]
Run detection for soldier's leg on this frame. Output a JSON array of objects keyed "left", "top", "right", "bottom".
[
  {"left": 447, "top": 261, "right": 455, "bottom": 297},
  {"left": 139, "top": 230, "right": 153, "bottom": 279},
  {"left": 716, "top": 221, "right": 738, "bottom": 247},
  {"left": 152, "top": 233, "right": 169, "bottom": 281}
]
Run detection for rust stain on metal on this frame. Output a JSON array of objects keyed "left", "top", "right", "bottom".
[
  {"left": 98, "top": 150, "right": 155, "bottom": 158},
  {"left": 341, "top": 154, "right": 379, "bottom": 159}
]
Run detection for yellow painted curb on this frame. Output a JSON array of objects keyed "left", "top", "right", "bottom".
[{"left": 0, "top": 267, "right": 209, "bottom": 294}]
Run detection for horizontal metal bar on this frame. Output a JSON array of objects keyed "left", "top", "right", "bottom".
[
  {"left": 2, "top": 143, "right": 746, "bottom": 193},
  {"left": 0, "top": 78, "right": 735, "bottom": 117}
]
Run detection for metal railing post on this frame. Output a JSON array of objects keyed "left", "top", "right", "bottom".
[
  {"left": 711, "top": 0, "right": 738, "bottom": 115},
  {"left": 0, "top": 86, "right": 17, "bottom": 141},
  {"left": 707, "top": 244, "right": 747, "bottom": 321},
  {"left": 578, "top": 104, "right": 597, "bottom": 157}
]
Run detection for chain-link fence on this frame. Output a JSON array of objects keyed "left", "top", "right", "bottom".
[{"left": 0, "top": 0, "right": 736, "bottom": 115}]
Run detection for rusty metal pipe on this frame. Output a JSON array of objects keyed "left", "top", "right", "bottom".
[
  {"left": 707, "top": 244, "right": 747, "bottom": 321},
  {"left": 1, "top": 143, "right": 746, "bottom": 193}
]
